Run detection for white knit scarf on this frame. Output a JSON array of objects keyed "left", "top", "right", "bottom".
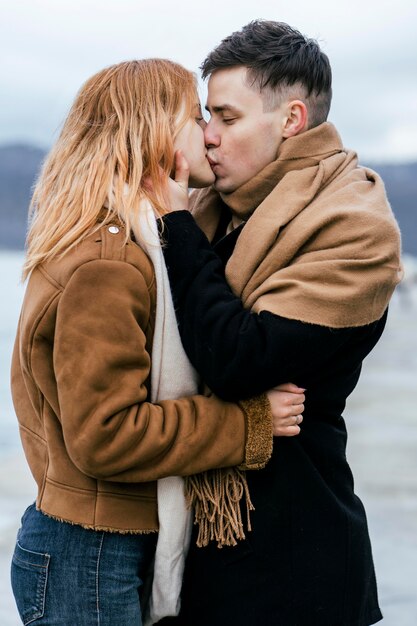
[{"left": 132, "top": 201, "right": 198, "bottom": 625}]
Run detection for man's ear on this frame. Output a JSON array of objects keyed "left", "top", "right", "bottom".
[{"left": 282, "top": 100, "right": 308, "bottom": 137}]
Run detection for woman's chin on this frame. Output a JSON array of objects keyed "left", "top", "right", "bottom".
[{"left": 188, "top": 171, "right": 216, "bottom": 189}]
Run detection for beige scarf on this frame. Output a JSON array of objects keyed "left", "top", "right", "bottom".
[
  {"left": 191, "top": 122, "right": 402, "bottom": 327},
  {"left": 185, "top": 123, "right": 402, "bottom": 549}
]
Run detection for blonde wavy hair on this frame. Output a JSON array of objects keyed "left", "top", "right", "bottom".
[{"left": 23, "top": 59, "right": 198, "bottom": 279}]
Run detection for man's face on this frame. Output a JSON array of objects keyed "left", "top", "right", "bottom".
[{"left": 205, "top": 66, "right": 287, "bottom": 194}]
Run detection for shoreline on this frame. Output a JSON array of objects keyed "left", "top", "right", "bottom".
[{"left": 0, "top": 452, "right": 36, "bottom": 626}]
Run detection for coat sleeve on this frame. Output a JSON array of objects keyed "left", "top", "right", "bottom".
[
  {"left": 53, "top": 259, "right": 272, "bottom": 483},
  {"left": 161, "top": 211, "right": 364, "bottom": 401}
]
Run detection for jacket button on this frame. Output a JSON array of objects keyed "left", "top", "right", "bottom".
[{"left": 108, "top": 225, "right": 119, "bottom": 234}]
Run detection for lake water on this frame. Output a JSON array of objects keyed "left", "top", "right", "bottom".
[
  {"left": 1, "top": 251, "right": 416, "bottom": 625},
  {"left": 0, "top": 252, "right": 25, "bottom": 458}
]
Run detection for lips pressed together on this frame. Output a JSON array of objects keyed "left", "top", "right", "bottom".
[{"left": 207, "top": 155, "right": 219, "bottom": 169}]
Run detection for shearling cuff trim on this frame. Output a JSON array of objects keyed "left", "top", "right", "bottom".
[{"left": 238, "top": 393, "right": 273, "bottom": 470}]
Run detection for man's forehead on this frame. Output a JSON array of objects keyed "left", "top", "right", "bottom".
[{"left": 205, "top": 67, "right": 260, "bottom": 111}]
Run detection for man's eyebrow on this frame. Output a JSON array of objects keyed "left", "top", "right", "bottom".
[{"left": 205, "top": 104, "right": 241, "bottom": 114}]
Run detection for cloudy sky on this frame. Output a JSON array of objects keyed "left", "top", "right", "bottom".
[{"left": 1, "top": 0, "right": 416, "bottom": 162}]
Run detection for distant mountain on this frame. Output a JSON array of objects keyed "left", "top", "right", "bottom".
[
  {"left": 0, "top": 144, "right": 46, "bottom": 249},
  {"left": 0, "top": 144, "right": 416, "bottom": 254},
  {"left": 368, "top": 162, "right": 416, "bottom": 256}
]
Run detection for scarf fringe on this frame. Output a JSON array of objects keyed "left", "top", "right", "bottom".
[{"left": 185, "top": 468, "right": 254, "bottom": 548}]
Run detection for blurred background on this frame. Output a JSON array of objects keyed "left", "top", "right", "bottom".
[{"left": 1, "top": 1, "right": 416, "bottom": 624}]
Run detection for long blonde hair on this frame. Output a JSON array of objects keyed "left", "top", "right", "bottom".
[{"left": 23, "top": 59, "right": 198, "bottom": 279}]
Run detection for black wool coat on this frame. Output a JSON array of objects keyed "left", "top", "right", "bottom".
[{"left": 159, "top": 211, "right": 384, "bottom": 626}]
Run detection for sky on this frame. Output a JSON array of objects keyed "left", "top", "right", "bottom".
[{"left": 1, "top": 0, "right": 417, "bottom": 163}]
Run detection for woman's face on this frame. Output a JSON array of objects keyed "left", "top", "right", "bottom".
[{"left": 173, "top": 105, "right": 215, "bottom": 188}]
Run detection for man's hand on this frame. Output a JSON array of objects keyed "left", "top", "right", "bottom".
[
  {"left": 267, "top": 383, "right": 305, "bottom": 437},
  {"left": 166, "top": 149, "right": 190, "bottom": 212}
]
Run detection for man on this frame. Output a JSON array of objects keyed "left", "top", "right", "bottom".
[{"left": 160, "top": 20, "right": 402, "bottom": 626}]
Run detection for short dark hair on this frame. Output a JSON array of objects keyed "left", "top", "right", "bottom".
[{"left": 201, "top": 20, "right": 332, "bottom": 128}]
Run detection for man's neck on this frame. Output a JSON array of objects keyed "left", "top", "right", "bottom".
[{"left": 226, "top": 214, "right": 245, "bottom": 235}]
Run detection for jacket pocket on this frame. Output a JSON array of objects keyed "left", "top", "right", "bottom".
[{"left": 11, "top": 542, "right": 50, "bottom": 625}]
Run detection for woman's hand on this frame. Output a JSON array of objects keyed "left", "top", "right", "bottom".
[
  {"left": 267, "top": 383, "right": 305, "bottom": 437},
  {"left": 166, "top": 149, "right": 190, "bottom": 212}
]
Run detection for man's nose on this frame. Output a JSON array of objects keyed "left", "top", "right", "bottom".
[{"left": 204, "top": 120, "right": 220, "bottom": 148}]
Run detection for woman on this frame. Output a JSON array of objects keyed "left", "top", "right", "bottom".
[{"left": 10, "top": 59, "right": 304, "bottom": 626}]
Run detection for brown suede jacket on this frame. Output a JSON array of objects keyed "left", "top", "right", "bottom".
[{"left": 10, "top": 219, "right": 272, "bottom": 534}]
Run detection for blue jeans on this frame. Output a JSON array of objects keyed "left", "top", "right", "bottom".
[{"left": 11, "top": 503, "right": 157, "bottom": 625}]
